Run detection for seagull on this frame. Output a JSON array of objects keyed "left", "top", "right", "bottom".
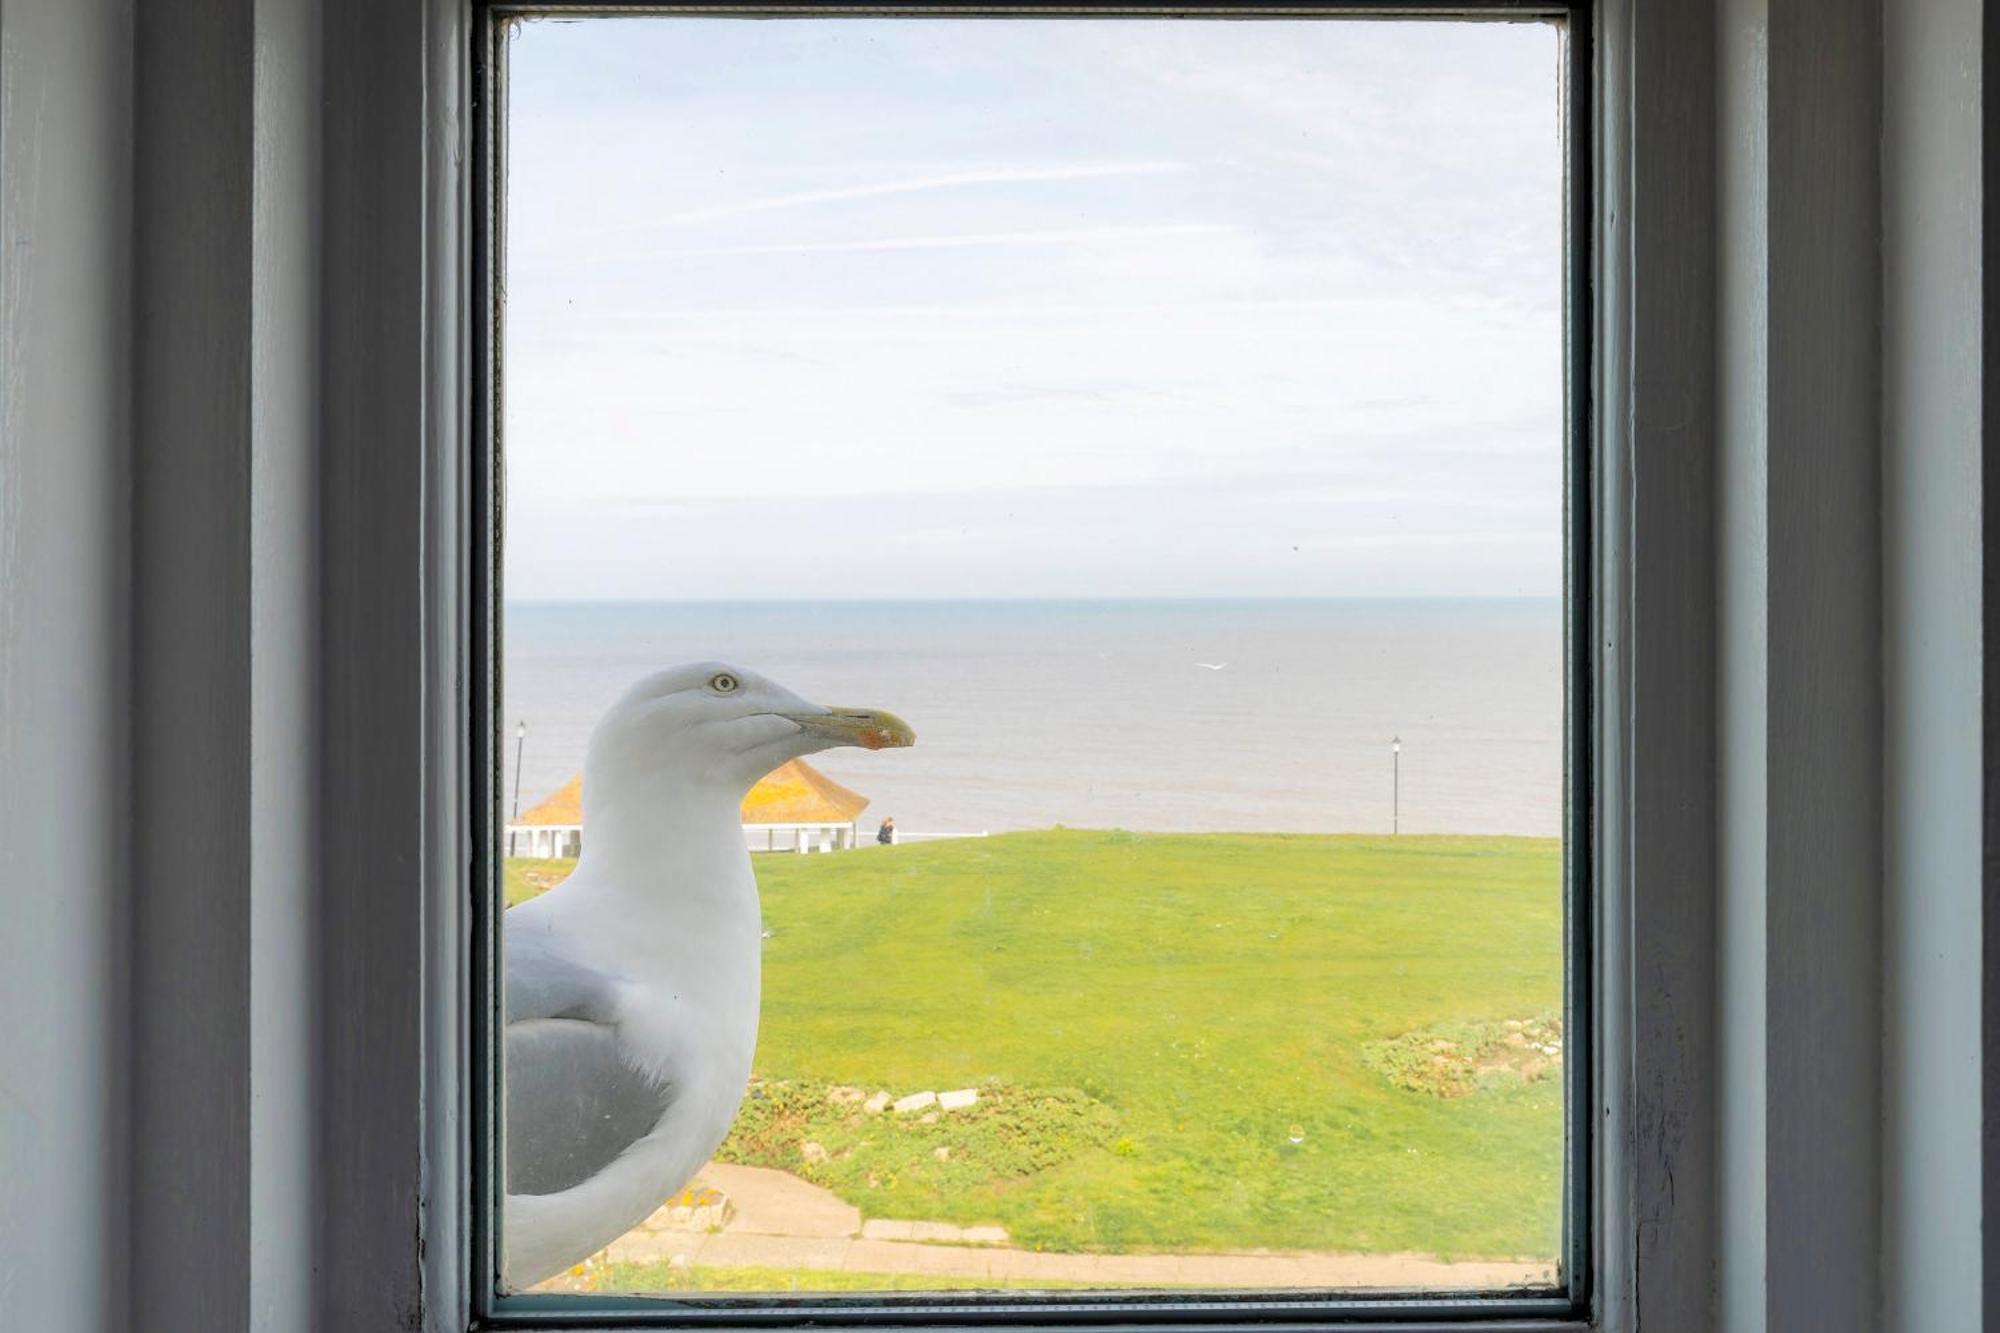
[
  {"left": 501, "top": 662, "right": 915, "bottom": 1287},
  {"left": 1194, "top": 662, "right": 1228, "bottom": 671}
]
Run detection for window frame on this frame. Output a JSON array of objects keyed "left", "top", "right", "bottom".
[
  {"left": 25, "top": 0, "right": 1960, "bottom": 1322},
  {"left": 461, "top": 3, "right": 1612, "bottom": 1328}
]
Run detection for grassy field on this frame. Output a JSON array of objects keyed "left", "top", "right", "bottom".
[{"left": 504, "top": 829, "right": 1564, "bottom": 1262}]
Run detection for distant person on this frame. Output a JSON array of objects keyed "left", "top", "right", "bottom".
[{"left": 877, "top": 817, "right": 896, "bottom": 846}]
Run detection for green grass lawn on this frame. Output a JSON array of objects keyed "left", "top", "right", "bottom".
[
  {"left": 506, "top": 830, "right": 1563, "bottom": 1263},
  {"left": 505, "top": 857, "right": 575, "bottom": 906}
]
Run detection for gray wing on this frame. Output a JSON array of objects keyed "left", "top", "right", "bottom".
[
  {"left": 506, "top": 1019, "right": 674, "bottom": 1197},
  {"left": 504, "top": 923, "right": 674, "bottom": 1198}
]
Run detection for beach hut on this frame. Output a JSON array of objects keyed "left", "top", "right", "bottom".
[
  {"left": 739, "top": 758, "right": 872, "bottom": 852},
  {"left": 505, "top": 757, "right": 872, "bottom": 858},
  {"left": 508, "top": 776, "right": 583, "bottom": 858}
]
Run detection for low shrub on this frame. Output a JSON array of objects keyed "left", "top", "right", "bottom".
[{"left": 1362, "top": 1014, "right": 1564, "bottom": 1099}]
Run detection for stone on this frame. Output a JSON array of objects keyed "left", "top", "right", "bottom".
[
  {"left": 938, "top": 1088, "right": 979, "bottom": 1111},
  {"left": 932, "top": 1146, "right": 951, "bottom": 1161},
  {"left": 863, "top": 1090, "right": 892, "bottom": 1114},
  {"left": 654, "top": 1183, "right": 731, "bottom": 1231},
  {"left": 800, "top": 1140, "right": 829, "bottom": 1163},
  {"left": 827, "top": 1085, "right": 865, "bottom": 1105},
  {"left": 919, "top": 1111, "right": 939, "bottom": 1125},
  {"left": 892, "top": 1090, "right": 937, "bottom": 1114}
]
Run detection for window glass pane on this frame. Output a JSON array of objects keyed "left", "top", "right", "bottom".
[{"left": 497, "top": 11, "right": 1569, "bottom": 1301}]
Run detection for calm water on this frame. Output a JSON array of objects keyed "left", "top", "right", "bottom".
[{"left": 502, "top": 598, "right": 1563, "bottom": 838}]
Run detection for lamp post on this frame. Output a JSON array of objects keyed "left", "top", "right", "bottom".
[
  {"left": 1391, "top": 735, "right": 1401, "bottom": 835},
  {"left": 512, "top": 720, "right": 526, "bottom": 820}
]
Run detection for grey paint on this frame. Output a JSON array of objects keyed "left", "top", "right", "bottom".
[
  {"left": 248, "top": 0, "right": 322, "bottom": 1325},
  {"left": 129, "top": 2, "right": 257, "bottom": 1324},
  {"left": 1709, "top": 1, "right": 1891, "bottom": 1327},
  {"left": 1882, "top": 0, "right": 1983, "bottom": 1326},
  {"left": 317, "top": 0, "right": 467, "bottom": 1325},
  {"left": 0, "top": 0, "right": 463, "bottom": 1322},
  {"left": 125, "top": 4, "right": 336, "bottom": 1325},
  {"left": 0, "top": 1, "right": 1991, "bottom": 1329},
  {"left": 1590, "top": 6, "right": 1637, "bottom": 1324},
  {"left": 1763, "top": 3, "right": 1883, "bottom": 1327},
  {"left": 1598, "top": 0, "right": 1722, "bottom": 1326},
  {"left": 0, "top": 3, "right": 133, "bottom": 1330},
  {"left": 124, "top": 0, "right": 334, "bottom": 1323},
  {"left": 1988, "top": 0, "right": 2000, "bottom": 1319},
  {"left": 423, "top": 4, "right": 471, "bottom": 1319},
  {"left": 1715, "top": 0, "right": 1768, "bottom": 1327},
  {"left": 1707, "top": 1, "right": 1987, "bottom": 1327}
]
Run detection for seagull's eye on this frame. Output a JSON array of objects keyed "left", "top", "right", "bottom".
[{"left": 709, "top": 672, "right": 740, "bottom": 695}]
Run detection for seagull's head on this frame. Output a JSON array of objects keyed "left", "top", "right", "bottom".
[{"left": 585, "top": 661, "right": 916, "bottom": 808}]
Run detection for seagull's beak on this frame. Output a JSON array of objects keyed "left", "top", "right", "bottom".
[{"left": 776, "top": 707, "right": 916, "bottom": 751}]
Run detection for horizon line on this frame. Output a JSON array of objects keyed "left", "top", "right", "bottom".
[{"left": 503, "top": 592, "right": 1563, "bottom": 606}]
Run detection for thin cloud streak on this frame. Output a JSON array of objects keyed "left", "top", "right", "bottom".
[
  {"left": 596, "top": 161, "right": 1192, "bottom": 232},
  {"left": 564, "top": 295, "right": 1527, "bottom": 323},
  {"left": 611, "top": 222, "right": 1238, "bottom": 261}
]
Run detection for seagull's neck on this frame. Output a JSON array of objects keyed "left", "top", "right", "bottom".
[{"left": 572, "top": 780, "right": 757, "bottom": 928}]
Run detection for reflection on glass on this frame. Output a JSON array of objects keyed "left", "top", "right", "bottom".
[{"left": 499, "top": 12, "right": 1568, "bottom": 1298}]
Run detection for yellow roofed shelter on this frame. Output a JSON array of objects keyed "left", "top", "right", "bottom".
[
  {"left": 508, "top": 775, "right": 584, "bottom": 859},
  {"left": 739, "top": 758, "right": 871, "bottom": 852},
  {"left": 506, "top": 757, "right": 873, "bottom": 859}
]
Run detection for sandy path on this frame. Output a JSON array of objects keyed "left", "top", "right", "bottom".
[{"left": 586, "top": 1164, "right": 1557, "bottom": 1292}]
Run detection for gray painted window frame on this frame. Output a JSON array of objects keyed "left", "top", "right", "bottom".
[
  {"left": 316, "top": 0, "right": 1720, "bottom": 1327},
  {"left": 461, "top": 3, "right": 1614, "bottom": 1330},
  {"left": 15, "top": 0, "right": 1982, "bottom": 1326}
]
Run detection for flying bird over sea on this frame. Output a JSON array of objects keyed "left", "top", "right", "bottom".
[{"left": 501, "top": 662, "right": 915, "bottom": 1287}]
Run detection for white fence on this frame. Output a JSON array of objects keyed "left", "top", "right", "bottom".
[
  {"left": 744, "top": 822, "right": 859, "bottom": 854},
  {"left": 506, "top": 823, "right": 991, "bottom": 857}
]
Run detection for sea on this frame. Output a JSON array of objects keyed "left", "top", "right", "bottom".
[{"left": 502, "top": 598, "right": 1565, "bottom": 839}]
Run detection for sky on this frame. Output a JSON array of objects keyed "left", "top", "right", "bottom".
[{"left": 502, "top": 15, "right": 1566, "bottom": 601}]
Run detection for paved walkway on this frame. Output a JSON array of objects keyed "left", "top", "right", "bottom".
[{"left": 598, "top": 1164, "right": 1555, "bottom": 1291}]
